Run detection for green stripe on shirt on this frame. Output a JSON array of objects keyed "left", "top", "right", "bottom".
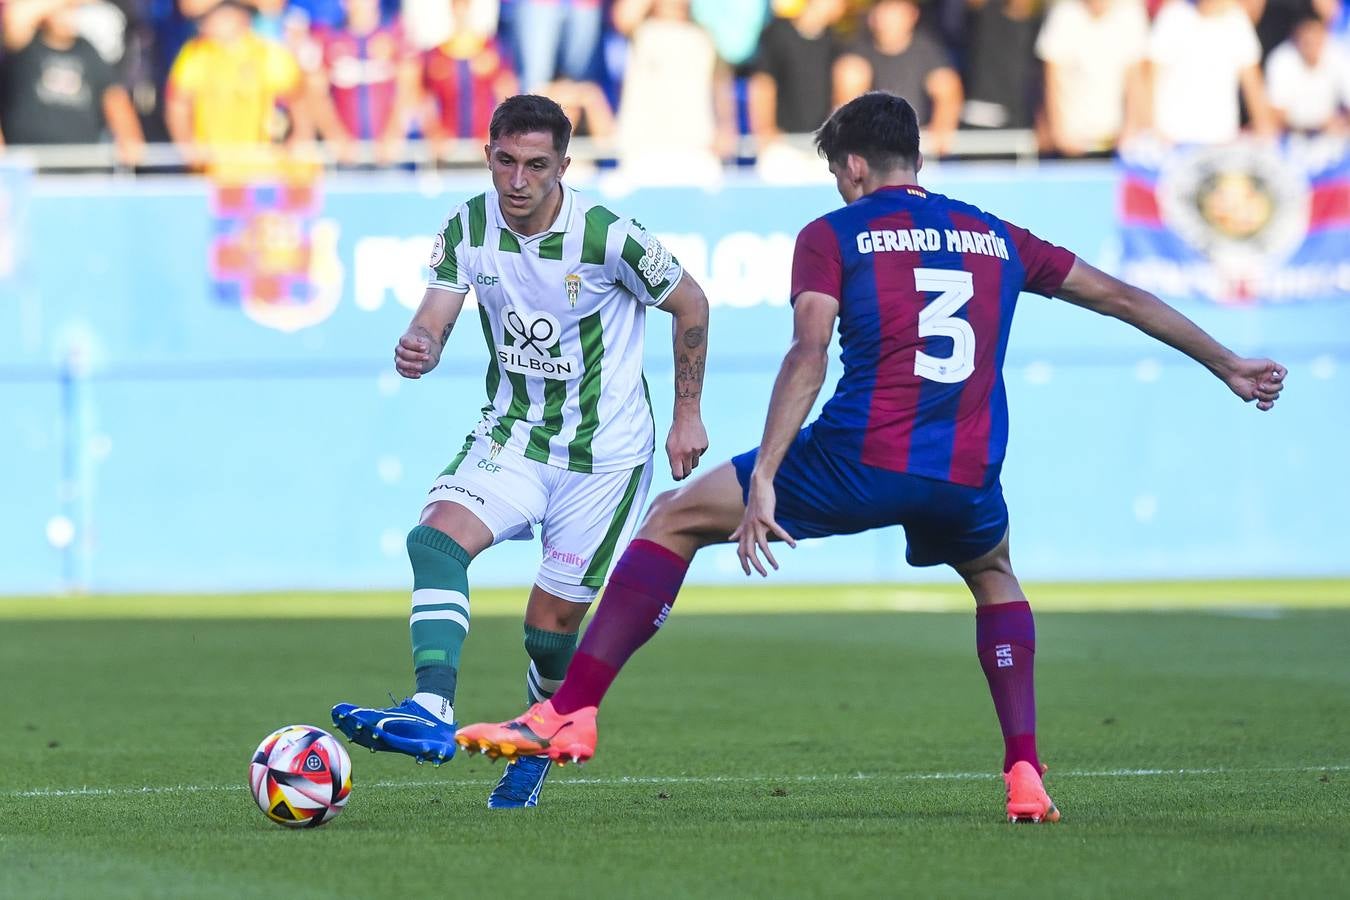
[{"left": 565, "top": 312, "right": 605, "bottom": 473}]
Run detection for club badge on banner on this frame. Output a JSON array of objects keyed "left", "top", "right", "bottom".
[
  {"left": 1117, "top": 138, "right": 1350, "bottom": 304},
  {"left": 208, "top": 155, "right": 343, "bottom": 332}
]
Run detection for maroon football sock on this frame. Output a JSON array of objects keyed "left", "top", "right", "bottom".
[
  {"left": 975, "top": 600, "right": 1040, "bottom": 773},
  {"left": 550, "top": 539, "right": 689, "bottom": 715}
]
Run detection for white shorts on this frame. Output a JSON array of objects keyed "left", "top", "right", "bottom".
[{"left": 425, "top": 435, "right": 653, "bottom": 603}]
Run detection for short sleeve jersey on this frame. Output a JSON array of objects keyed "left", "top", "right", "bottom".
[
  {"left": 429, "top": 187, "right": 683, "bottom": 474},
  {"left": 168, "top": 34, "right": 300, "bottom": 145},
  {"left": 316, "top": 24, "right": 413, "bottom": 140},
  {"left": 792, "top": 185, "right": 1075, "bottom": 488},
  {"left": 751, "top": 17, "right": 837, "bottom": 134},
  {"left": 0, "top": 36, "right": 116, "bottom": 144}
]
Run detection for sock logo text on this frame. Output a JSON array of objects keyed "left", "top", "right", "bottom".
[{"left": 995, "top": 644, "right": 1014, "bottom": 668}]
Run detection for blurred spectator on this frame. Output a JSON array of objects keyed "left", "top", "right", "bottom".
[
  {"left": 749, "top": 0, "right": 845, "bottom": 142},
  {"left": 516, "top": 0, "right": 602, "bottom": 90},
  {"left": 960, "top": 0, "right": 1042, "bottom": 131},
  {"left": 690, "top": 0, "right": 770, "bottom": 67},
  {"left": 1146, "top": 0, "right": 1275, "bottom": 143},
  {"left": 0, "top": 0, "right": 145, "bottom": 161},
  {"left": 614, "top": 0, "right": 733, "bottom": 178},
  {"left": 71, "top": 0, "right": 128, "bottom": 66},
  {"left": 1265, "top": 14, "right": 1350, "bottom": 132},
  {"left": 165, "top": 0, "right": 309, "bottom": 162},
  {"left": 404, "top": 0, "right": 499, "bottom": 51},
  {"left": 421, "top": 0, "right": 517, "bottom": 152},
  {"left": 1245, "top": 0, "right": 1339, "bottom": 59},
  {"left": 1036, "top": 0, "right": 1149, "bottom": 155},
  {"left": 833, "top": 0, "right": 962, "bottom": 154},
  {"left": 307, "top": 0, "right": 417, "bottom": 165}
]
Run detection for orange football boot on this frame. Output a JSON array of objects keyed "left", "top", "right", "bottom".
[
  {"left": 1003, "top": 760, "right": 1061, "bottom": 823},
  {"left": 455, "top": 700, "right": 598, "bottom": 765}
]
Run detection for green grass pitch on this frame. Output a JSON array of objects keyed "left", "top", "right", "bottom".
[{"left": 2, "top": 581, "right": 1348, "bottom": 899}]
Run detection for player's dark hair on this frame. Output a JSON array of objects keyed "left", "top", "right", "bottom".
[
  {"left": 814, "top": 91, "right": 921, "bottom": 172},
  {"left": 489, "top": 94, "right": 573, "bottom": 156}
]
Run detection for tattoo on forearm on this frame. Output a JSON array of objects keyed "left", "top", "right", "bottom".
[
  {"left": 440, "top": 322, "right": 453, "bottom": 347},
  {"left": 676, "top": 351, "right": 705, "bottom": 401},
  {"left": 682, "top": 325, "right": 705, "bottom": 350}
]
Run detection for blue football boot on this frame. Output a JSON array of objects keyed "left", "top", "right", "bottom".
[
  {"left": 486, "top": 754, "right": 553, "bottom": 808},
  {"left": 331, "top": 698, "right": 457, "bottom": 766}
]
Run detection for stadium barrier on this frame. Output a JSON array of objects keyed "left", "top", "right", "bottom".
[{"left": 1, "top": 151, "right": 1346, "bottom": 594}]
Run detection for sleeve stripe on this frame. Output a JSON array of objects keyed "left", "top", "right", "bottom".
[
  {"left": 467, "top": 194, "right": 487, "bottom": 248},
  {"left": 440, "top": 213, "right": 464, "bottom": 284},
  {"left": 581, "top": 206, "right": 620, "bottom": 265}
]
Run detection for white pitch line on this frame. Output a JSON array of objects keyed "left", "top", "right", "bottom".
[{"left": 6, "top": 765, "right": 1347, "bottom": 800}]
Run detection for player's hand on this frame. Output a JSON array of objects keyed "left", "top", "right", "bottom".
[
  {"left": 1222, "top": 357, "right": 1287, "bottom": 411},
  {"left": 395, "top": 332, "right": 437, "bottom": 379},
  {"left": 730, "top": 474, "right": 796, "bottom": 577},
  {"left": 666, "top": 414, "right": 708, "bottom": 481}
]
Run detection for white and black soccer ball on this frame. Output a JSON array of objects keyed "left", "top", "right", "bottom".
[{"left": 248, "top": 725, "right": 352, "bottom": 828}]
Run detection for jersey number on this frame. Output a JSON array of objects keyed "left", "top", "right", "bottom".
[{"left": 913, "top": 268, "right": 975, "bottom": 384}]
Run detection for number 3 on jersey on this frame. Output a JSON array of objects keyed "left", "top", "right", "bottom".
[{"left": 913, "top": 268, "right": 975, "bottom": 384}]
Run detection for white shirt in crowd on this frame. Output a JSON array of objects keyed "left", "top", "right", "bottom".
[
  {"left": 1036, "top": 0, "right": 1150, "bottom": 150},
  {"left": 1149, "top": 0, "right": 1261, "bottom": 144},
  {"left": 1265, "top": 39, "right": 1350, "bottom": 131}
]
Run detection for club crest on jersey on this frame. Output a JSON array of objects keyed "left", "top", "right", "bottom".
[
  {"left": 499, "top": 307, "right": 579, "bottom": 379},
  {"left": 565, "top": 273, "right": 581, "bottom": 307},
  {"left": 489, "top": 440, "right": 503, "bottom": 459}
]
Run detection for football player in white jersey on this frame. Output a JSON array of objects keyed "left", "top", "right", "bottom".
[{"left": 331, "top": 94, "right": 711, "bottom": 809}]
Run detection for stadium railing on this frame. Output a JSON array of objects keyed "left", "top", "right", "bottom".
[{"left": 0, "top": 129, "right": 1043, "bottom": 175}]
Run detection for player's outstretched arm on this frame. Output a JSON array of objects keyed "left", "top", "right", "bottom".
[
  {"left": 395, "top": 287, "right": 467, "bottom": 379},
  {"left": 733, "top": 291, "right": 839, "bottom": 576},
  {"left": 1054, "top": 259, "right": 1287, "bottom": 411},
  {"left": 658, "top": 273, "right": 711, "bottom": 481}
]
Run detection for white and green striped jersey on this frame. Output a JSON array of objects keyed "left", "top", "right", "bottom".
[{"left": 427, "top": 186, "right": 682, "bottom": 474}]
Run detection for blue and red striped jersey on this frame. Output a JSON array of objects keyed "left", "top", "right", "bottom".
[{"left": 792, "top": 184, "right": 1075, "bottom": 488}]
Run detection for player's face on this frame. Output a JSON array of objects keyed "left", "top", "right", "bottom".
[{"left": 485, "top": 131, "right": 571, "bottom": 230}]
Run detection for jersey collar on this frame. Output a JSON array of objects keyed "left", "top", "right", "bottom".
[
  {"left": 492, "top": 184, "right": 577, "bottom": 241},
  {"left": 871, "top": 184, "right": 928, "bottom": 198}
]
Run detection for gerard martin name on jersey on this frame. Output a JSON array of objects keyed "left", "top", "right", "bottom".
[{"left": 856, "top": 227, "right": 1010, "bottom": 259}]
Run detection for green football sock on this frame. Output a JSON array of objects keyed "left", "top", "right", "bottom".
[
  {"left": 523, "top": 624, "right": 578, "bottom": 705},
  {"left": 406, "top": 525, "right": 471, "bottom": 703}
]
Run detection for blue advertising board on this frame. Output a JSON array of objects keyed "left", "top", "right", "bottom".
[{"left": 1, "top": 162, "right": 1346, "bottom": 594}]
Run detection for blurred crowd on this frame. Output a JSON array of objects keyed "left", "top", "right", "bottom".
[{"left": 0, "top": 0, "right": 1348, "bottom": 170}]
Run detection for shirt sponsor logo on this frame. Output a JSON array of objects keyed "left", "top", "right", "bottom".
[
  {"left": 637, "top": 232, "right": 674, "bottom": 287},
  {"left": 498, "top": 307, "right": 579, "bottom": 379},
  {"left": 429, "top": 232, "right": 445, "bottom": 267}
]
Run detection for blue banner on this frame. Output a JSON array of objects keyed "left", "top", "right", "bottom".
[
  {"left": 1, "top": 166, "right": 1346, "bottom": 594},
  {"left": 1118, "top": 138, "right": 1350, "bottom": 304}
]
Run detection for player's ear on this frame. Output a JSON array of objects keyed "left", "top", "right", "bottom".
[
  {"left": 483, "top": 144, "right": 492, "bottom": 167},
  {"left": 846, "top": 153, "right": 867, "bottom": 186},
  {"left": 558, "top": 155, "right": 571, "bottom": 178},
  {"left": 915, "top": 152, "right": 924, "bottom": 175}
]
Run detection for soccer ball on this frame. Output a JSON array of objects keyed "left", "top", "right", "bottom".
[{"left": 248, "top": 725, "right": 352, "bottom": 828}]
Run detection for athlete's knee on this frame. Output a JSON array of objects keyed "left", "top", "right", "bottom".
[
  {"left": 638, "top": 487, "right": 687, "bottom": 538},
  {"left": 414, "top": 503, "right": 492, "bottom": 557},
  {"left": 406, "top": 522, "right": 474, "bottom": 567}
]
